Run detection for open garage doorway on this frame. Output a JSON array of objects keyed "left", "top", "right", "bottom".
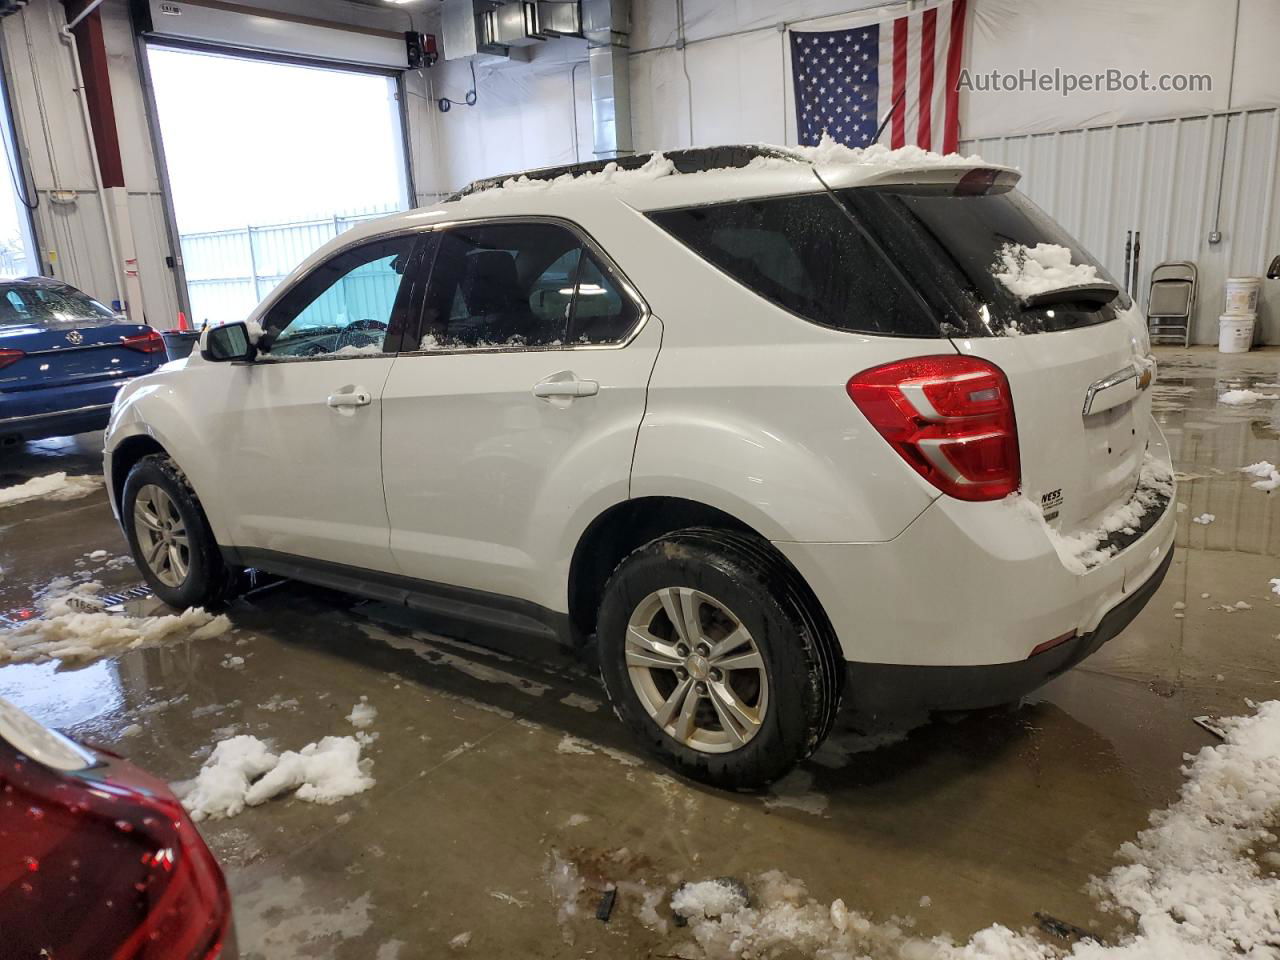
[
  {"left": 145, "top": 46, "right": 412, "bottom": 329},
  {"left": 0, "top": 64, "right": 39, "bottom": 279}
]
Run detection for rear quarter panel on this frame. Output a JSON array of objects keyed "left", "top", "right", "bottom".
[{"left": 596, "top": 201, "right": 945, "bottom": 543}]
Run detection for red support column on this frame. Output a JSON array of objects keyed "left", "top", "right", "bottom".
[{"left": 62, "top": 1, "right": 125, "bottom": 189}]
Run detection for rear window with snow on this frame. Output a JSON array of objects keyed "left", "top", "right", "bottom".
[
  {"left": 647, "top": 193, "right": 939, "bottom": 338},
  {"left": 837, "top": 184, "right": 1131, "bottom": 336}
]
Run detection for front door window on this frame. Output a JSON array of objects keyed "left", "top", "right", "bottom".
[{"left": 262, "top": 236, "right": 418, "bottom": 359}]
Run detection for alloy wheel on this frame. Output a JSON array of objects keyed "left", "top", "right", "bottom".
[
  {"left": 133, "top": 484, "right": 190, "bottom": 589},
  {"left": 624, "top": 587, "right": 769, "bottom": 753}
]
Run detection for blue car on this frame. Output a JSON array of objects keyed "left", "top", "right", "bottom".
[{"left": 0, "top": 278, "right": 166, "bottom": 446}]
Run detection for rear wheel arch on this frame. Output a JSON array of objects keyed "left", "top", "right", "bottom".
[
  {"left": 568, "top": 498, "right": 747, "bottom": 640},
  {"left": 567, "top": 498, "right": 840, "bottom": 667}
]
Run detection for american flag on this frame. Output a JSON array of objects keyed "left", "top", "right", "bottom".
[{"left": 790, "top": 0, "right": 968, "bottom": 154}]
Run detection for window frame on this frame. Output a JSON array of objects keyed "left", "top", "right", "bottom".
[
  {"left": 254, "top": 232, "right": 430, "bottom": 365},
  {"left": 399, "top": 215, "right": 650, "bottom": 358}
]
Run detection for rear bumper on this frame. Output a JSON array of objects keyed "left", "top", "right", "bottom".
[
  {"left": 0, "top": 401, "right": 114, "bottom": 442},
  {"left": 843, "top": 543, "right": 1173, "bottom": 715},
  {"left": 0, "top": 379, "right": 132, "bottom": 442},
  {"left": 775, "top": 421, "right": 1175, "bottom": 714}
]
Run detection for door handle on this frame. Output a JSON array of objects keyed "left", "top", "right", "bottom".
[
  {"left": 532, "top": 378, "right": 599, "bottom": 399},
  {"left": 327, "top": 389, "right": 372, "bottom": 408}
]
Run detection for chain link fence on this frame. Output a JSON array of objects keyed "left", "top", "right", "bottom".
[{"left": 179, "top": 205, "right": 400, "bottom": 328}]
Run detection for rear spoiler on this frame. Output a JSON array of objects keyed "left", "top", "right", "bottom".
[
  {"left": 1020, "top": 282, "right": 1120, "bottom": 310},
  {"left": 818, "top": 164, "right": 1022, "bottom": 194}
]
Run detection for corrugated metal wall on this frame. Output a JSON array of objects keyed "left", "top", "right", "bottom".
[{"left": 961, "top": 107, "right": 1280, "bottom": 346}]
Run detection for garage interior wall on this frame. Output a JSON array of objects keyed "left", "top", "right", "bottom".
[
  {"left": 3, "top": 0, "right": 1278, "bottom": 343},
  {"left": 408, "top": 0, "right": 1280, "bottom": 344},
  {"left": 963, "top": 109, "right": 1280, "bottom": 347}
]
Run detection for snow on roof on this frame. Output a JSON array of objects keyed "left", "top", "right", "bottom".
[
  {"left": 784, "top": 135, "right": 988, "bottom": 170},
  {"left": 462, "top": 134, "right": 1001, "bottom": 200}
]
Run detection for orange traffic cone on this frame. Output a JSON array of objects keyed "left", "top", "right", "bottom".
[{"left": 176, "top": 311, "right": 189, "bottom": 332}]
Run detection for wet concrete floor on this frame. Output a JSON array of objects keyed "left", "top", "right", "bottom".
[{"left": 1, "top": 346, "right": 1279, "bottom": 958}]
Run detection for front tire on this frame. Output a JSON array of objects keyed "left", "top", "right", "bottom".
[
  {"left": 121, "top": 454, "right": 238, "bottom": 610},
  {"left": 597, "top": 528, "right": 840, "bottom": 789}
]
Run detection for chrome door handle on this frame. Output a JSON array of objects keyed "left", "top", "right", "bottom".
[
  {"left": 327, "top": 390, "right": 372, "bottom": 408},
  {"left": 532, "top": 378, "right": 599, "bottom": 399}
]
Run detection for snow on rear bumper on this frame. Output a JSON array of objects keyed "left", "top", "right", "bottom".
[{"left": 775, "top": 423, "right": 1175, "bottom": 670}]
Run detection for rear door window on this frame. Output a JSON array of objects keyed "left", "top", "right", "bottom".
[
  {"left": 647, "top": 193, "right": 937, "bottom": 337},
  {"left": 418, "top": 221, "right": 640, "bottom": 350},
  {"left": 420, "top": 222, "right": 577, "bottom": 350}
]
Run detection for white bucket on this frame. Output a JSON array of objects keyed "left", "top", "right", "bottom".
[
  {"left": 1225, "top": 276, "right": 1262, "bottom": 316},
  {"left": 1219, "top": 314, "right": 1255, "bottom": 353}
]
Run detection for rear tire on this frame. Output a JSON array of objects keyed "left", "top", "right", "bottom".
[
  {"left": 597, "top": 528, "right": 841, "bottom": 789},
  {"left": 121, "top": 454, "right": 240, "bottom": 610}
]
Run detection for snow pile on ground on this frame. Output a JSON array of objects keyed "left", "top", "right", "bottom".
[
  {"left": 346, "top": 697, "right": 377, "bottom": 728},
  {"left": 1191, "top": 513, "right": 1215, "bottom": 525},
  {"left": 1009, "top": 455, "right": 1174, "bottom": 574},
  {"left": 666, "top": 870, "right": 937, "bottom": 959},
  {"left": 992, "top": 243, "right": 1100, "bottom": 300},
  {"left": 1220, "top": 389, "right": 1279, "bottom": 406},
  {"left": 0, "top": 472, "right": 102, "bottom": 509},
  {"left": 1242, "top": 461, "right": 1280, "bottom": 491},
  {"left": 671, "top": 879, "right": 749, "bottom": 921},
  {"left": 653, "top": 701, "right": 1280, "bottom": 959},
  {"left": 181, "top": 735, "right": 280, "bottom": 820},
  {"left": 0, "top": 580, "right": 230, "bottom": 666},
  {"left": 184, "top": 733, "right": 375, "bottom": 821},
  {"left": 547, "top": 851, "right": 587, "bottom": 928},
  {"left": 1084, "top": 698, "right": 1280, "bottom": 957},
  {"left": 246, "top": 737, "right": 373, "bottom": 806}
]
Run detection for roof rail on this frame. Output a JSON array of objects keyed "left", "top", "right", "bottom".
[{"left": 451, "top": 144, "right": 801, "bottom": 199}]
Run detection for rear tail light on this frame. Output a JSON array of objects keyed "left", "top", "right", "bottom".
[
  {"left": 120, "top": 330, "right": 166, "bottom": 354},
  {"left": 0, "top": 699, "right": 233, "bottom": 959},
  {"left": 847, "top": 355, "right": 1021, "bottom": 501},
  {"left": 0, "top": 348, "right": 24, "bottom": 370}
]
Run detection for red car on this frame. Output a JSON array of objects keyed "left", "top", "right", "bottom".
[{"left": 0, "top": 697, "right": 236, "bottom": 958}]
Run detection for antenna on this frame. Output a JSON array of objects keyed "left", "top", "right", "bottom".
[{"left": 873, "top": 88, "right": 908, "bottom": 144}]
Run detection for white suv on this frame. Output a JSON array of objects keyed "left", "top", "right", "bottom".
[{"left": 104, "top": 144, "right": 1174, "bottom": 788}]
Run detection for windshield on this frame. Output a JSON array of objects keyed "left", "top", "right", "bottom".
[
  {"left": 838, "top": 185, "right": 1130, "bottom": 337},
  {"left": 0, "top": 283, "right": 117, "bottom": 331}
]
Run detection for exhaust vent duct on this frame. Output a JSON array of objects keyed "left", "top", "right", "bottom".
[
  {"left": 581, "top": 0, "right": 633, "bottom": 159},
  {"left": 442, "top": 0, "right": 509, "bottom": 60}
]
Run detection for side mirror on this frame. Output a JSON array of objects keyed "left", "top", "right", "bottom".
[
  {"left": 1268, "top": 255, "right": 1279, "bottom": 280},
  {"left": 200, "top": 322, "right": 256, "bottom": 363}
]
